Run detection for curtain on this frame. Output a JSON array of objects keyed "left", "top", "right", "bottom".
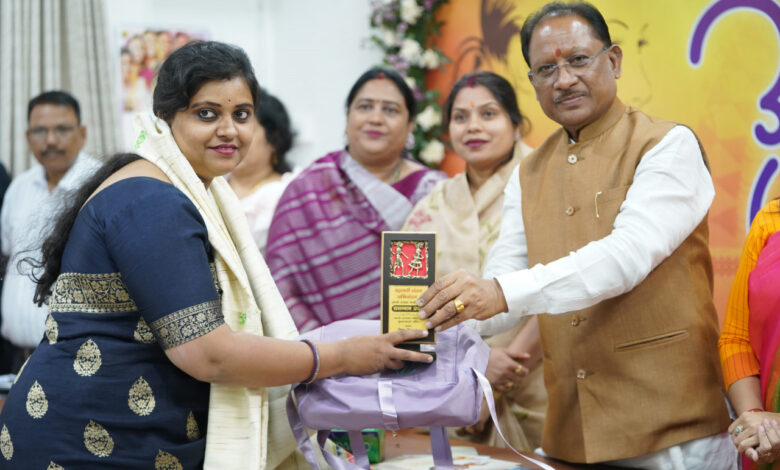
[{"left": 0, "top": 0, "right": 118, "bottom": 176}]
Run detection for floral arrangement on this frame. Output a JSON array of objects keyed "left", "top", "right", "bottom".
[{"left": 369, "top": 0, "right": 450, "bottom": 167}]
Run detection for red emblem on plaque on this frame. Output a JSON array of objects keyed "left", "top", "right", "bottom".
[{"left": 390, "top": 241, "right": 428, "bottom": 278}]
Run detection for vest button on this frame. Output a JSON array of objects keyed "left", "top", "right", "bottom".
[
  {"left": 565, "top": 206, "right": 575, "bottom": 216},
  {"left": 567, "top": 154, "right": 578, "bottom": 164},
  {"left": 576, "top": 369, "right": 587, "bottom": 380},
  {"left": 571, "top": 316, "right": 580, "bottom": 326}
]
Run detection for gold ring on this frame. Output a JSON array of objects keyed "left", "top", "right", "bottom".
[
  {"left": 514, "top": 365, "right": 525, "bottom": 376},
  {"left": 504, "top": 381, "right": 514, "bottom": 390},
  {"left": 453, "top": 298, "right": 465, "bottom": 314}
]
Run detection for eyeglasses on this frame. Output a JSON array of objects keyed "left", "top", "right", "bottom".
[
  {"left": 527, "top": 45, "right": 611, "bottom": 86},
  {"left": 27, "top": 125, "right": 78, "bottom": 142}
]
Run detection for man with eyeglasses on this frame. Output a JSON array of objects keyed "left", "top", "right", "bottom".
[
  {"left": 0, "top": 91, "right": 99, "bottom": 369},
  {"left": 416, "top": 1, "right": 734, "bottom": 468}
]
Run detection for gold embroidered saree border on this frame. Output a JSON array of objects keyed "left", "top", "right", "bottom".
[
  {"left": 49, "top": 265, "right": 221, "bottom": 315},
  {"left": 149, "top": 299, "right": 224, "bottom": 349},
  {"left": 49, "top": 272, "right": 137, "bottom": 313}
]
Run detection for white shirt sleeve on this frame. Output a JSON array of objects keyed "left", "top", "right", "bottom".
[
  {"left": 0, "top": 184, "right": 13, "bottom": 257},
  {"left": 473, "top": 126, "right": 714, "bottom": 336},
  {"left": 483, "top": 164, "right": 529, "bottom": 279}
]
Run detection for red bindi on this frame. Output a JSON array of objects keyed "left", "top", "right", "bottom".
[{"left": 555, "top": 48, "right": 562, "bottom": 57}]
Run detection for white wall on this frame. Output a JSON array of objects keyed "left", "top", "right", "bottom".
[{"left": 104, "top": 0, "right": 382, "bottom": 167}]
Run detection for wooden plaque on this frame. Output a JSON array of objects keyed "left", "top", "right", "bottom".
[{"left": 380, "top": 231, "right": 436, "bottom": 344}]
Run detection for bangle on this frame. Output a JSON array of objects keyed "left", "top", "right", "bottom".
[
  {"left": 300, "top": 339, "right": 320, "bottom": 385},
  {"left": 747, "top": 408, "right": 764, "bottom": 413}
]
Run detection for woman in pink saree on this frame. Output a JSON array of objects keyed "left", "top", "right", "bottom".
[{"left": 720, "top": 198, "right": 780, "bottom": 466}]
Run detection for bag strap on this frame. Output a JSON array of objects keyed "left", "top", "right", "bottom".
[
  {"left": 430, "top": 426, "right": 454, "bottom": 468},
  {"left": 424, "top": 369, "right": 555, "bottom": 470},
  {"left": 472, "top": 368, "right": 555, "bottom": 470},
  {"left": 378, "top": 379, "right": 399, "bottom": 429},
  {"left": 347, "top": 430, "right": 371, "bottom": 468},
  {"left": 286, "top": 390, "right": 365, "bottom": 470}
]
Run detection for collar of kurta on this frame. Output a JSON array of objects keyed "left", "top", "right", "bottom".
[{"left": 570, "top": 97, "right": 627, "bottom": 144}]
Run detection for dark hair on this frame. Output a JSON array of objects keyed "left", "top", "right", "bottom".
[
  {"left": 520, "top": 1, "right": 612, "bottom": 66},
  {"left": 32, "top": 41, "right": 260, "bottom": 304},
  {"left": 28, "top": 91, "right": 81, "bottom": 124},
  {"left": 443, "top": 72, "right": 527, "bottom": 131},
  {"left": 257, "top": 88, "right": 294, "bottom": 174},
  {"left": 345, "top": 68, "right": 417, "bottom": 122},
  {"left": 153, "top": 40, "right": 260, "bottom": 122},
  {"left": 31, "top": 153, "right": 143, "bottom": 305}
]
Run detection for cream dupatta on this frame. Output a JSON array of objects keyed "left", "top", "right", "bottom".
[
  {"left": 132, "top": 114, "right": 303, "bottom": 469},
  {"left": 402, "top": 142, "right": 533, "bottom": 277}
]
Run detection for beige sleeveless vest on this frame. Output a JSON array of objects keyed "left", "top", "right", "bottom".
[{"left": 519, "top": 99, "right": 730, "bottom": 463}]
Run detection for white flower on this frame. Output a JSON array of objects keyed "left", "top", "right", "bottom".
[
  {"left": 403, "top": 75, "right": 417, "bottom": 91},
  {"left": 421, "top": 49, "right": 440, "bottom": 69},
  {"left": 400, "top": 0, "right": 423, "bottom": 25},
  {"left": 416, "top": 105, "right": 441, "bottom": 131},
  {"left": 399, "top": 38, "right": 423, "bottom": 65},
  {"left": 377, "top": 26, "right": 398, "bottom": 47},
  {"left": 419, "top": 139, "right": 445, "bottom": 165}
]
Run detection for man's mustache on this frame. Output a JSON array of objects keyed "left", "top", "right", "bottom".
[
  {"left": 553, "top": 90, "right": 587, "bottom": 104},
  {"left": 41, "top": 147, "right": 64, "bottom": 157}
]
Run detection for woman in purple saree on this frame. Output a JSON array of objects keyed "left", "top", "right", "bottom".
[{"left": 266, "top": 68, "right": 446, "bottom": 332}]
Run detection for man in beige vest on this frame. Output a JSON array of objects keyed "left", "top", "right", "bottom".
[{"left": 417, "top": 2, "right": 735, "bottom": 468}]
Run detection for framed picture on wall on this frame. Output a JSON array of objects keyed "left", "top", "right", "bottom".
[{"left": 117, "top": 26, "right": 209, "bottom": 147}]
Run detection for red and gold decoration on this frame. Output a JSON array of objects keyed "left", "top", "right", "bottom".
[{"left": 381, "top": 232, "right": 436, "bottom": 344}]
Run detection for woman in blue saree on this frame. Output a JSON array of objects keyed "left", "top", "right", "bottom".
[{"left": 0, "top": 41, "right": 431, "bottom": 469}]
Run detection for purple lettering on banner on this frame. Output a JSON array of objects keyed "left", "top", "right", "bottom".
[
  {"left": 689, "top": 0, "right": 780, "bottom": 227},
  {"left": 689, "top": 0, "right": 780, "bottom": 147},
  {"left": 748, "top": 156, "right": 779, "bottom": 227}
]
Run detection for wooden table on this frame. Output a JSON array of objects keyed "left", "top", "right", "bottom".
[{"left": 384, "top": 429, "right": 615, "bottom": 469}]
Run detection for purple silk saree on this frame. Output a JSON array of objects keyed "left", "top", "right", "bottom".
[
  {"left": 748, "top": 231, "right": 780, "bottom": 469},
  {"left": 266, "top": 150, "right": 447, "bottom": 332}
]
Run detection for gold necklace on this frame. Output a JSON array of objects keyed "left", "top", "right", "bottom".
[{"left": 249, "top": 172, "right": 282, "bottom": 193}]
